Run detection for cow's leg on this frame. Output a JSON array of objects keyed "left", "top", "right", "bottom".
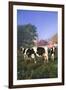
[
  {"left": 24, "top": 54, "right": 31, "bottom": 63},
  {"left": 44, "top": 56, "right": 48, "bottom": 63},
  {"left": 34, "top": 59, "right": 36, "bottom": 64},
  {"left": 42, "top": 53, "right": 48, "bottom": 63},
  {"left": 51, "top": 54, "right": 54, "bottom": 61},
  {"left": 46, "top": 54, "right": 48, "bottom": 63}
]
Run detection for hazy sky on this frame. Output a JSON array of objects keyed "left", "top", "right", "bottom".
[{"left": 17, "top": 10, "right": 58, "bottom": 40}]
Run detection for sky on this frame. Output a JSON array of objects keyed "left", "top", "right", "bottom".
[{"left": 17, "top": 10, "right": 58, "bottom": 40}]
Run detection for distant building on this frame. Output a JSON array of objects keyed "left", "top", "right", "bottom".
[{"left": 33, "top": 39, "right": 48, "bottom": 47}]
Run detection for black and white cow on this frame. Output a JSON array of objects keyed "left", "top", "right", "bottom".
[
  {"left": 48, "top": 46, "right": 57, "bottom": 61},
  {"left": 20, "top": 47, "right": 36, "bottom": 63},
  {"left": 36, "top": 47, "right": 48, "bottom": 62}
]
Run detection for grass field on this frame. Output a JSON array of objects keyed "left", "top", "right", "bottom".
[{"left": 17, "top": 52, "right": 58, "bottom": 80}]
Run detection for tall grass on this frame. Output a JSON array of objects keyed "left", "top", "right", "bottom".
[{"left": 17, "top": 52, "right": 58, "bottom": 80}]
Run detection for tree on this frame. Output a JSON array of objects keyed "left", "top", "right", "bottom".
[{"left": 17, "top": 24, "right": 38, "bottom": 49}]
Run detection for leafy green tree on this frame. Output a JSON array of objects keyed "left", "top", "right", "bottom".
[{"left": 17, "top": 24, "right": 38, "bottom": 49}]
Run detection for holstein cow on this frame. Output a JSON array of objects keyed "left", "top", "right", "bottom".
[
  {"left": 48, "top": 46, "right": 57, "bottom": 61},
  {"left": 22, "top": 48, "right": 36, "bottom": 63},
  {"left": 32, "top": 46, "right": 48, "bottom": 63}
]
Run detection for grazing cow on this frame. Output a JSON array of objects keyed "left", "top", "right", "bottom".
[
  {"left": 33, "top": 47, "right": 48, "bottom": 63},
  {"left": 50, "top": 47, "right": 55, "bottom": 61},
  {"left": 22, "top": 48, "right": 36, "bottom": 63},
  {"left": 48, "top": 46, "right": 57, "bottom": 61}
]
